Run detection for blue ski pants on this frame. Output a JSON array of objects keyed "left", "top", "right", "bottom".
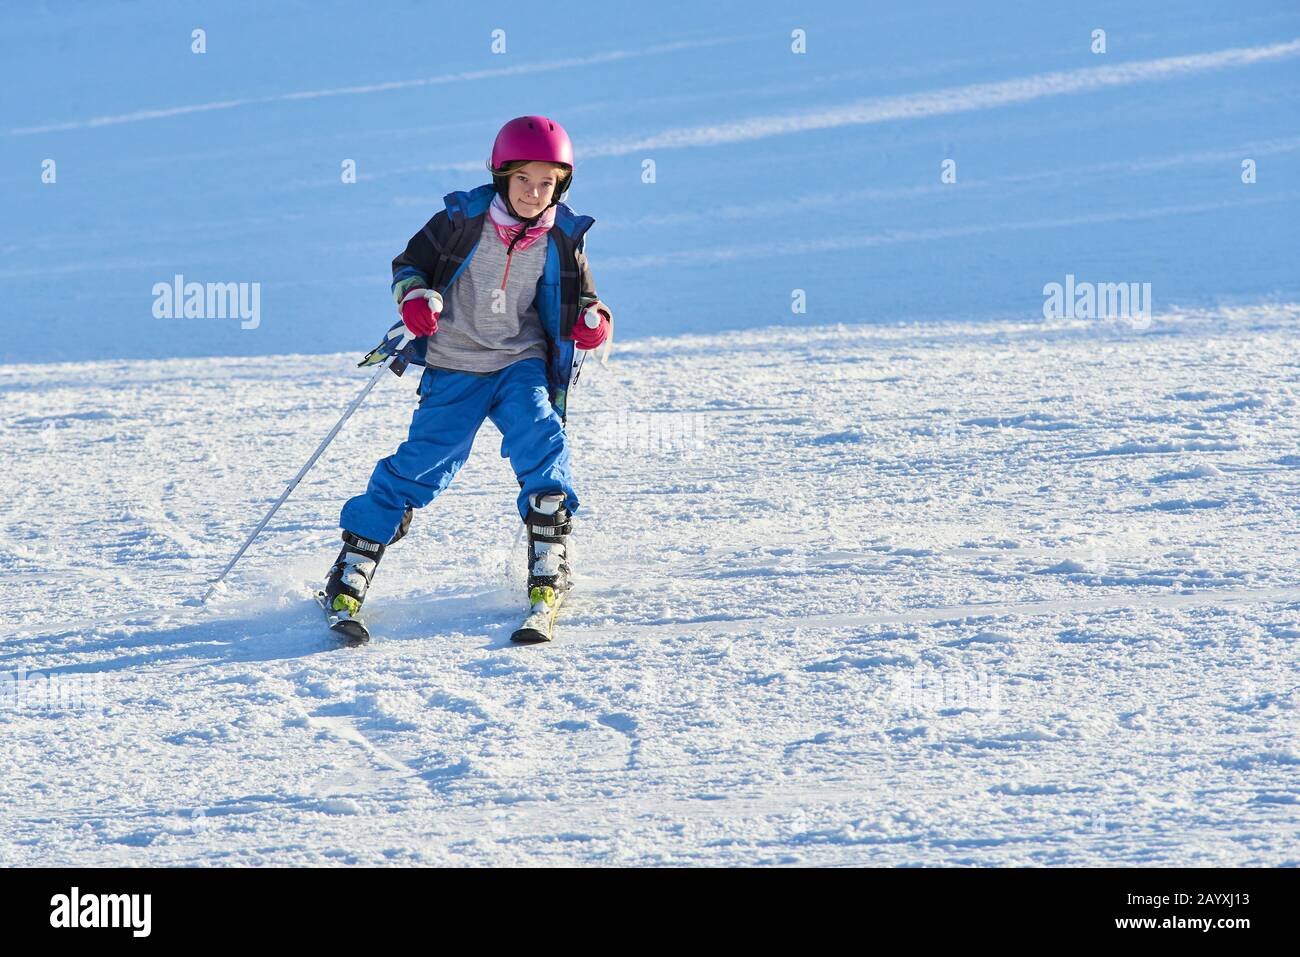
[{"left": 339, "top": 357, "right": 577, "bottom": 545}]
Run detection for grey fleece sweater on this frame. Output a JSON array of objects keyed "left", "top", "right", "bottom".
[{"left": 421, "top": 231, "right": 550, "bottom": 374}]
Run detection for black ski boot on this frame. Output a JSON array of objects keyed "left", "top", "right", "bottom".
[
  {"left": 511, "top": 492, "right": 572, "bottom": 644},
  {"left": 318, "top": 531, "right": 386, "bottom": 643},
  {"left": 317, "top": 507, "right": 411, "bottom": 644},
  {"left": 526, "top": 491, "right": 572, "bottom": 596}
]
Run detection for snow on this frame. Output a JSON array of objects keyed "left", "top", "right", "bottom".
[
  {"left": 2, "top": 304, "right": 1299, "bottom": 865},
  {"left": 1, "top": 0, "right": 1298, "bottom": 865}
]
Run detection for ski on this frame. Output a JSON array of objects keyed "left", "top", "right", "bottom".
[
  {"left": 315, "top": 589, "right": 371, "bottom": 645},
  {"left": 511, "top": 586, "right": 567, "bottom": 643}
]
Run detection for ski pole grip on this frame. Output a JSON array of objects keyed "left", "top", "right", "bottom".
[{"left": 387, "top": 328, "right": 416, "bottom": 377}]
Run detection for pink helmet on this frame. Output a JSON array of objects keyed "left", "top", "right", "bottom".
[{"left": 488, "top": 115, "right": 574, "bottom": 199}]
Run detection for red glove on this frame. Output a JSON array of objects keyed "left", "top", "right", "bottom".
[
  {"left": 571, "top": 305, "right": 610, "bottom": 350},
  {"left": 400, "top": 292, "right": 439, "bottom": 337}
]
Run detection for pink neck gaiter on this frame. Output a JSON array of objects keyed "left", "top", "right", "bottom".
[{"left": 488, "top": 193, "right": 555, "bottom": 251}]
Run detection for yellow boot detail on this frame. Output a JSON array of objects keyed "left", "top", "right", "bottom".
[
  {"left": 332, "top": 594, "right": 361, "bottom": 615},
  {"left": 529, "top": 585, "right": 556, "bottom": 607}
]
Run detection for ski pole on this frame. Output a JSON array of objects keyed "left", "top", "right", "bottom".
[{"left": 200, "top": 328, "right": 414, "bottom": 604}]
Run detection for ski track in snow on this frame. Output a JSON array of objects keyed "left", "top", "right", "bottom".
[
  {"left": 2, "top": 304, "right": 1299, "bottom": 866},
  {"left": 6, "top": 36, "right": 748, "bottom": 136},
  {"left": 261, "top": 39, "right": 1300, "bottom": 190},
  {"left": 344, "top": 37, "right": 1300, "bottom": 181}
]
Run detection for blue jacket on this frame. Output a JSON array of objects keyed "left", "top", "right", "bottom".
[{"left": 387, "top": 184, "right": 605, "bottom": 419}]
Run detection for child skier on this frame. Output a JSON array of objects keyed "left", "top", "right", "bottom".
[{"left": 320, "top": 116, "right": 612, "bottom": 643}]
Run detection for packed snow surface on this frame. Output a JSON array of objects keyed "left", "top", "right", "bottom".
[{"left": 2, "top": 306, "right": 1298, "bottom": 865}]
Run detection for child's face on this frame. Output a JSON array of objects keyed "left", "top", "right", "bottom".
[{"left": 508, "top": 162, "right": 561, "bottom": 216}]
